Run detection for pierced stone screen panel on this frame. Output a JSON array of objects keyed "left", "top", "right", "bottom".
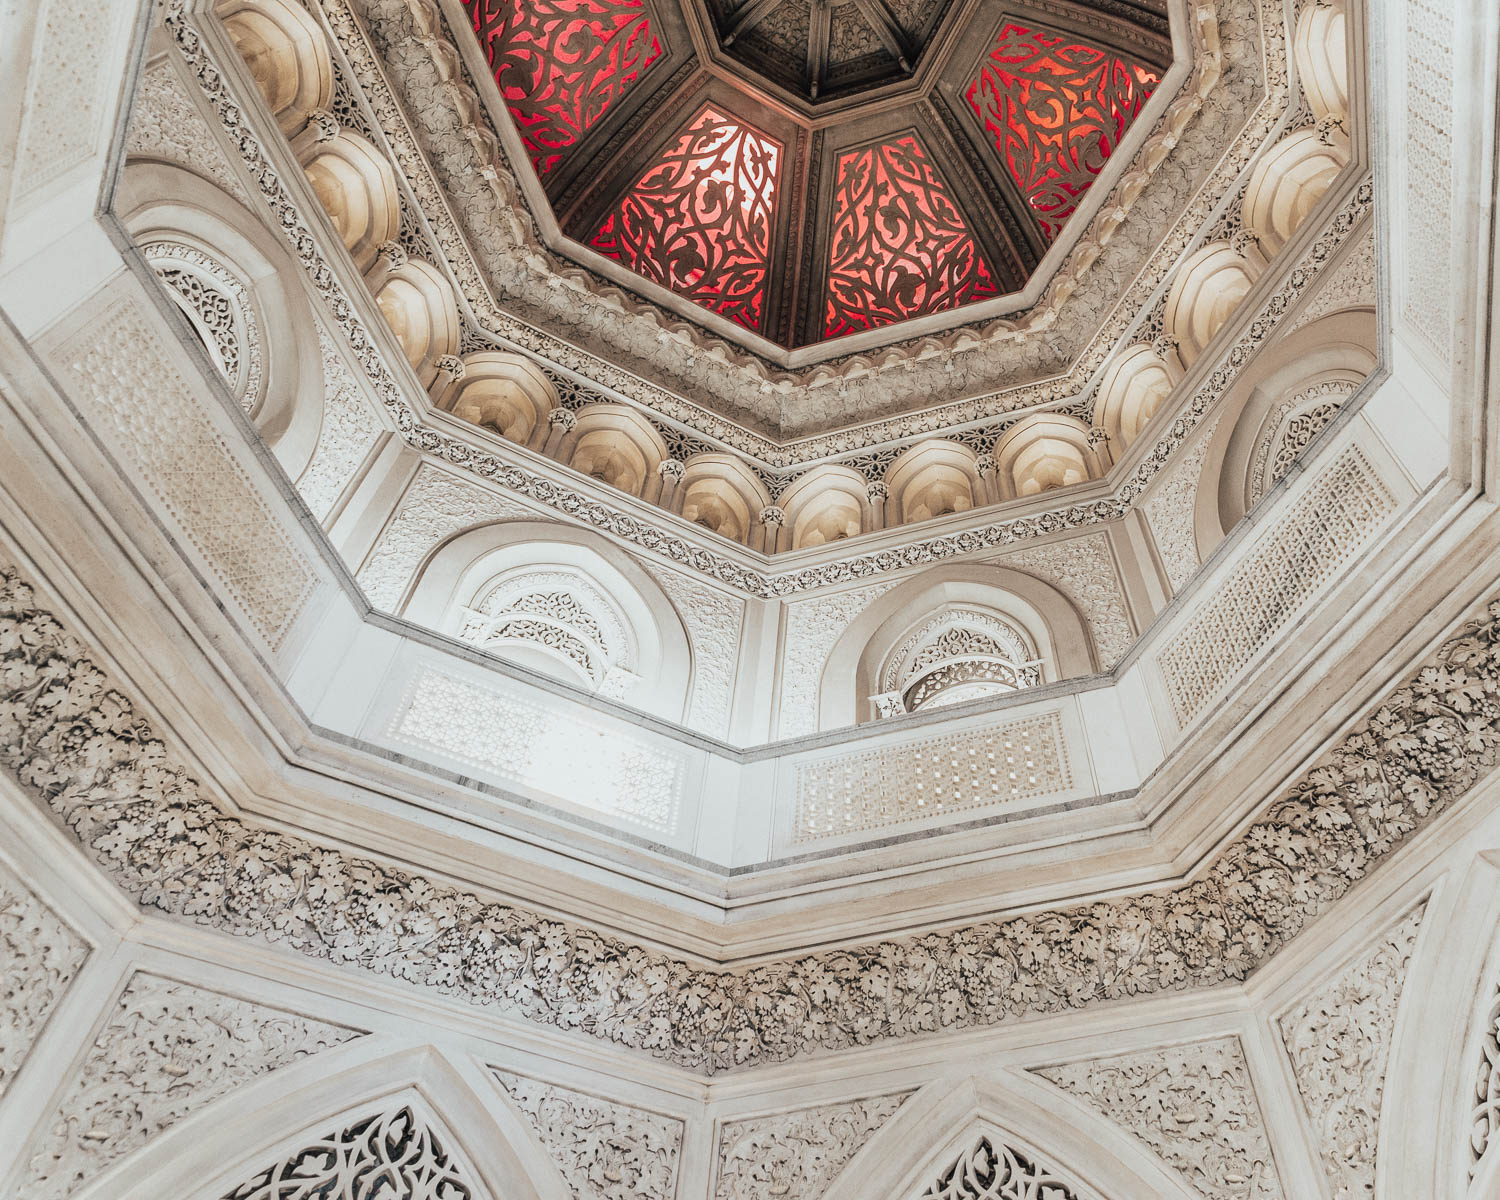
[
  {"left": 387, "top": 665, "right": 688, "bottom": 836},
  {"left": 465, "top": 0, "right": 663, "bottom": 175},
  {"left": 823, "top": 133, "right": 998, "bottom": 338},
  {"left": 1157, "top": 446, "right": 1399, "bottom": 726},
  {"left": 966, "top": 22, "right": 1157, "bottom": 240},
  {"left": 791, "top": 709, "right": 1071, "bottom": 844},
  {"left": 591, "top": 106, "right": 782, "bottom": 331}
]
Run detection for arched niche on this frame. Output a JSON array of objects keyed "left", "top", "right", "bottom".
[
  {"left": 1193, "top": 309, "right": 1375, "bottom": 551},
  {"left": 217, "top": 0, "right": 334, "bottom": 137},
  {"left": 992, "top": 414, "right": 1100, "bottom": 500},
  {"left": 886, "top": 441, "right": 982, "bottom": 524},
  {"left": 401, "top": 520, "right": 692, "bottom": 720},
  {"left": 678, "top": 453, "right": 771, "bottom": 545},
  {"left": 84, "top": 1041, "right": 552, "bottom": 1200},
  {"left": 1242, "top": 129, "right": 1348, "bottom": 254},
  {"left": 1092, "top": 344, "right": 1182, "bottom": 461},
  {"left": 441, "top": 351, "right": 557, "bottom": 447},
  {"left": 301, "top": 133, "right": 400, "bottom": 273},
  {"left": 779, "top": 466, "right": 869, "bottom": 549},
  {"left": 819, "top": 564, "right": 1095, "bottom": 729},
  {"left": 1295, "top": 0, "right": 1349, "bottom": 123},
  {"left": 118, "top": 161, "right": 326, "bottom": 480},
  {"left": 373, "top": 258, "right": 460, "bottom": 388},
  {"left": 563, "top": 404, "right": 668, "bottom": 498},
  {"left": 1163, "top": 241, "right": 1262, "bottom": 365},
  {"left": 818, "top": 1075, "right": 1196, "bottom": 1200}
]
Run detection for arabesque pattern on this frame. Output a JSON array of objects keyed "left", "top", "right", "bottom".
[
  {"left": 592, "top": 107, "right": 782, "bottom": 330},
  {"left": 824, "top": 134, "right": 997, "bottom": 337},
  {"left": 967, "top": 23, "right": 1157, "bottom": 239},
  {"left": 465, "top": 0, "right": 662, "bottom": 175}
]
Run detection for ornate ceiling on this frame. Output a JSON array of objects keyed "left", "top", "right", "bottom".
[{"left": 461, "top": 0, "right": 1172, "bottom": 351}]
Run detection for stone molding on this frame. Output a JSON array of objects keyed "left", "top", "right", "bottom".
[
  {"left": 0, "top": 540, "right": 1494, "bottom": 1073},
  {"left": 150, "top": 0, "right": 1372, "bottom": 603}
]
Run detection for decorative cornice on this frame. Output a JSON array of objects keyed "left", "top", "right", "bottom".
[
  {"left": 156, "top": 0, "right": 1364, "bottom": 600},
  {"left": 2, "top": 542, "right": 1494, "bottom": 1073}
]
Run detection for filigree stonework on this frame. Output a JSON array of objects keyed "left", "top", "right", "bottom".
[
  {"left": 1036, "top": 1037, "right": 1283, "bottom": 1199},
  {"left": 714, "top": 1092, "right": 911, "bottom": 1200},
  {"left": 493, "top": 1070, "right": 683, "bottom": 1200},
  {"left": 3, "top": 551, "right": 1497, "bottom": 1073},
  {"left": 0, "top": 861, "right": 88, "bottom": 1098},
  {"left": 1278, "top": 907, "right": 1423, "bottom": 1199},
  {"left": 22, "top": 973, "right": 360, "bottom": 1200}
]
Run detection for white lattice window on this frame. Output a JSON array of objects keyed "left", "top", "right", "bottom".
[
  {"left": 141, "top": 241, "right": 263, "bottom": 413},
  {"left": 1248, "top": 379, "right": 1357, "bottom": 504},
  {"left": 873, "top": 608, "right": 1042, "bottom": 717},
  {"left": 454, "top": 568, "right": 640, "bottom": 699},
  {"left": 918, "top": 1135, "right": 1082, "bottom": 1200},
  {"left": 220, "top": 1105, "right": 477, "bottom": 1200}
]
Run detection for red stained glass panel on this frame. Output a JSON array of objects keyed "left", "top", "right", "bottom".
[
  {"left": 466, "top": 0, "right": 662, "bottom": 176},
  {"left": 823, "top": 134, "right": 998, "bottom": 339},
  {"left": 590, "top": 107, "right": 781, "bottom": 332},
  {"left": 967, "top": 23, "right": 1157, "bottom": 240}
]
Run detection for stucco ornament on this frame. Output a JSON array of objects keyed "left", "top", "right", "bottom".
[
  {"left": 1035, "top": 1037, "right": 1283, "bottom": 1199},
  {"left": 21, "top": 973, "right": 360, "bottom": 1200},
  {"left": 1278, "top": 907, "right": 1424, "bottom": 1199},
  {"left": 492, "top": 1070, "right": 683, "bottom": 1200},
  {"left": 0, "top": 860, "right": 88, "bottom": 1098},
  {"left": 2, "top": 555, "right": 1498, "bottom": 1073},
  {"left": 713, "top": 1091, "right": 911, "bottom": 1199},
  {"left": 920, "top": 1134, "right": 1081, "bottom": 1199}
]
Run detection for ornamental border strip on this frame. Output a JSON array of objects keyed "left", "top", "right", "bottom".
[
  {"left": 1, "top": 533, "right": 1493, "bottom": 1073},
  {"left": 158, "top": 3, "right": 1362, "bottom": 600},
  {"left": 317, "top": 0, "right": 1287, "bottom": 464}
]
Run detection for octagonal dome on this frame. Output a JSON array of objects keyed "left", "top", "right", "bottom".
[{"left": 461, "top": 0, "right": 1172, "bottom": 350}]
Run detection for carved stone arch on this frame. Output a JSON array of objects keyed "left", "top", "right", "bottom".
[
  {"left": 819, "top": 1075, "right": 1196, "bottom": 1200},
  {"left": 1163, "top": 241, "right": 1263, "bottom": 366},
  {"left": 116, "top": 160, "right": 325, "bottom": 479},
  {"left": 819, "top": 564, "right": 1094, "bottom": 729},
  {"left": 778, "top": 465, "right": 870, "bottom": 549},
  {"left": 1092, "top": 343, "right": 1183, "bottom": 462},
  {"left": 216, "top": 0, "right": 334, "bottom": 137},
  {"left": 440, "top": 352, "right": 557, "bottom": 447},
  {"left": 1379, "top": 850, "right": 1500, "bottom": 1200},
  {"left": 1294, "top": 0, "right": 1349, "bottom": 124},
  {"left": 562, "top": 404, "right": 669, "bottom": 499},
  {"left": 677, "top": 453, "right": 772, "bottom": 545},
  {"left": 1193, "top": 310, "right": 1376, "bottom": 551},
  {"left": 88, "top": 1041, "right": 549, "bottom": 1200},
  {"left": 400, "top": 520, "right": 693, "bottom": 721},
  {"left": 372, "top": 258, "right": 461, "bottom": 389},
  {"left": 886, "top": 441, "right": 984, "bottom": 525},
  {"left": 992, "top": 414, "right": 1101, "bottom": 500},
  {"left": 1241, "top": 129, "right": 1349, "bottom": 255},
  {"left": 300, "top": 132, "right": 401, "bottom": 273}
]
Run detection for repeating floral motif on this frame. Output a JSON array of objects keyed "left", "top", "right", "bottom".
[
  {"left": 921, "top": 1134, "right": 1080, "bottom": 1199},
  {"left": 1002, "top": 533, "right": 1133, "bottom": 666},
  {"left": 1286, "top": 228, "right": 1375, "bottom": 335},
  {"left": 464, "top": 0, "right": 662, "bottom": 176},
  {"left": 713, "top": 1092, "right": 911, "bottom": 1199},
  {"left": 125, "top": 60, "right": 250, "bottom": 203},
  {"left": 22, "top": 974, "right": 359, "bottom": 1200},
  {"left": 295, "top": 330, "right": 387, "bottom": 520},
  {"left": 58, "top": 300, "right": 318, "bottom": 650},
  {"left": 1036, "top": 1037, "right": 1283, "bottom": 1199},
  {"left": 1278, "top": 907, "right": 1423, "bottom": 1200},
  {"left": 776, "top": 581, "right": 898, "bottom": 737},
  {"left": 222, "top": 1104, "right": 474, "bottom": 1200},
  {"left": 823, "top": 135, "right": 998, "bottom": 338},
  {"left": 1469, "top": 975, "right": 1500, "bottom": 1170},
  {"left": 1246, "top": 381, "right": 1356, "bottom": 505},
  {"left": 4, "top": 554, "right": 1496, "bottom": 1074},
  {"left": 967, "top": 23, "right": 1158, "bottom": 239},
  {"left": 647, "top": 563, "right": 744, "bottom": 737},
  {"left": 493, "top": 1070, "right": 683, "bottom": 1200},
  {"left": 0, "top": 860, "right": 88, "bottom": 1098},
  {"left": 591, "top": 107, "right": 782, "bottom": 332},
  {"left": 1143, "top": 415, "right": 1221, "bottom": 593}
]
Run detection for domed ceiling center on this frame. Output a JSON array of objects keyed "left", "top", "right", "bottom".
[{"left": 461, "top": 0, "right": 1173, "bottom": 355}]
